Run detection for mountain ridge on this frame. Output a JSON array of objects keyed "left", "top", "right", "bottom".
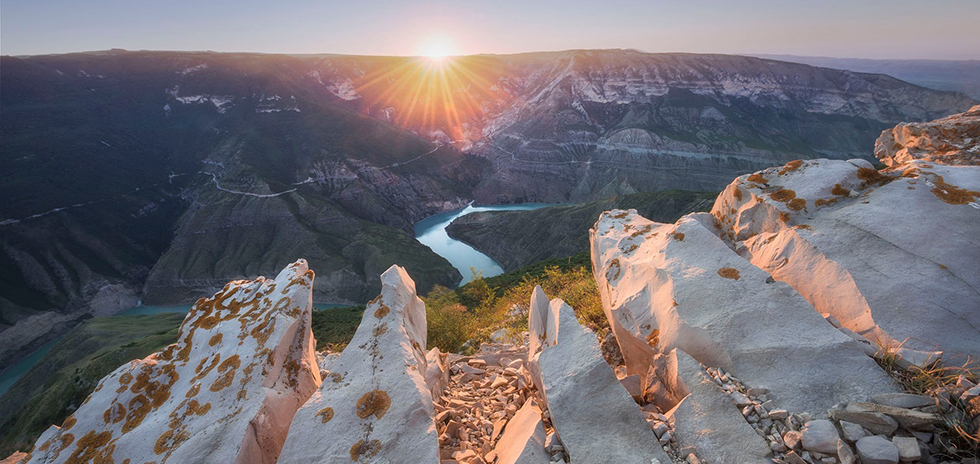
[{"left": 1, "top": 48, "right": 974, "bottom": 374}]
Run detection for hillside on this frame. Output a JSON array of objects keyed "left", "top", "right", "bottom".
[
  {"left": 1, "top": 48, "right": 975, "bottom": 375},
  {"left": 446, "top": 190, "right": 716, "bottom": 270}
]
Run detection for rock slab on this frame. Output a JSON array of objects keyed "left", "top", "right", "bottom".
[
  {"left": 23, "top": 260, "right": 321, "bottom": 464},
  {"left": 527, "top": 286, "right": 670, "bottom": 464},
  {"left": 278, "top": 265, "right": 438, "bottom": 463}
]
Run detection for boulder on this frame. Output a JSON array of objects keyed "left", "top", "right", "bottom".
[
  {"left": 667, "top": 349, "right": 771, "bottom": 464},
  {"left": 855, "top": 435, "right": 900, "bottom": 464},
  {"left": 875, "top": 105, "right": 980, "bottom": 167},
  {"left": 22, "top": 260, "right": 321, "bottom": 464},
  {"left": 891, "top": 436, "right": 921, "bottom": 462},
  {"left": 492, "top": 399, "right": 551, "bottom": 464},
  {"left": 712, "top": 157, "right": 980, "bottom": 359},
  {"left": 590, "top": 209, "right": 898, "bottom": 414},
  {"left": 527, "top": 286, "right": 670, "bottom": 463},
  {"left": 801, "top": 419, "right": 839, "bottom": 455},
  {"left": 278, "top": 265, "right": 438, "bottom": 463}
]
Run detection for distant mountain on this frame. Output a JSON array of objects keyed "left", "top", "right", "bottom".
[
  {"left": 754, "top": 54, "right": 980, "bottom": 99},
  {"left": 0, "top": 49, "right": 974, "bottom": 372}
]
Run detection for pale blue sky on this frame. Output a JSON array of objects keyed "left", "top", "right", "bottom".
[{"left": 2, "top": 0, "right": 979, "bottom": 59}]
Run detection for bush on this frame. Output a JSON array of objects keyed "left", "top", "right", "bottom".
[{"left": 424, "top": 254, "right": 606, "bottom": 354}]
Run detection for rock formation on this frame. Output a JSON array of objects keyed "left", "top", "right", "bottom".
[
  {"left": 709, "top": 157, "right": 979, "bottom": 359},
  {"left": 527, "top": 286, "right": 672, "bottom": 463},
  {"left": 590, "top": 208, "right": 898, "bottom": 415},
  {"left": 278, "top": 265, "right": 439, "bottom": 463},
  {"left": 20, "top": 260, "right": 321, "bottom": 464},
  {"left": 875, "top": 105, "right": 980, "bottom": 166}
]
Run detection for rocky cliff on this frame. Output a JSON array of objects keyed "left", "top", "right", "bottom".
[{"left": 3, "top": 60, "right": 979, "bottom": 464}]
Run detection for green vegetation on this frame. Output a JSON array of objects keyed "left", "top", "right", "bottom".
[
  {"left": 0, "top": 252, "right": 606, "bottom": 455},
  {"left": 425, "top": 251, "right": 604, "bottom": 354},
  {"left": 311, "top": 305, "right": 366, "bottom": 352},
  {"left": 0, "top": 314, "right": 184, "bottom": 456}
]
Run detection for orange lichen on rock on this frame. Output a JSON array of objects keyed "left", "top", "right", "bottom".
[
  {"left": 831, "top": 184, "right": 850, "bottom": 196},
  {"left": 64, "top": 430, "right": 113, "bottom": 464},
  {"left": 646, "top": 329, "right": 660, "bottom": 348},
  {"left": 355, "top": 390, "right": 391, "bottom": 419},
  {"left": 669, "top": 231, "right": 685, "bottom": 242},
  {"left": 857, "top": 167, "right": 895, "bottom": 187},
  {"left": 931, "top": 175, "right": 980, "bottom": 205},
  {"left": 606, "top": 259, "right": 621, "bottom": 282},
  {"left": 374, "top": 305, "right": 390, "bottom": 318},
  {"left": 717, "top": 268, "right": 741, "bottom": 280},
  {"left": 208, "top": 333, "right": 223, "bottom": 346},
  {"left": 787, "top": 198, "right": 806, "bottom": 211},
  {"left": 733, "top": 188, "right": 743, "bottom": 201},
  {"left": 769, "top": 189, "right": 796, "bottom": 202},
  {"left": 779, "top": 211, "right": 792, "bottom": 223},
  {"left": 779, "top": 160, "right": 804, "bottom": 175},
  {"left": 316, "top": 407, "right": 335, "bottom": 423},
  {"left": 209, "top": 355, "right": 241, "bottom": 392},
  {"left": 747, "top": 173, "right": 768, "bottom": 184},
  {"left": 814, "top": 198, "right": 837, "bottom": 207},
  {"left": 350, "top": 439, "right": 382, "bottom": 462}
]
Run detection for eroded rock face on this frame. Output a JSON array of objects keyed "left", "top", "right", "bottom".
[
  {"left": 875, "top": 105, "right": 980, "bottom": 167},
  {"left": 711, "top": 157, "right": 980, "bottom": 358},
  {"left": 527, "top": 286, "right": 671, "bottom": 463},
  {"left": 590, "top": 209, "right": 897, "bottom": 415},
  {"left": 22, "top": 260, "right": 321, "bottom": 464},
  {"left": 278, "top": 265, "right": 438, "bottom": 464}
]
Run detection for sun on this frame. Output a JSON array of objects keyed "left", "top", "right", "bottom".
[{"left": 419, "top": 35, "right": 456, "bottom": 61}]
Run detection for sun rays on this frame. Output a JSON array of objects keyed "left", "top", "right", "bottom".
[{"left": 351, "top": 53, "right": 504, "bottom": 144}]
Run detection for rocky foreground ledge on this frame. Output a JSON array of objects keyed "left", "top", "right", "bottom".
[{"left": 5, "top": 108, "right": 980, "bottom": 463}]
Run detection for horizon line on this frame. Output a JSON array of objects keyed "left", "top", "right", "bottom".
[{"left": 6, "top": 47, "right": 980, "bottom": 63}]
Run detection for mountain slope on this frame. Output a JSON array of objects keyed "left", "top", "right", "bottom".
[{"left": 0, "top": 48, "right": 973, "bottom": 373}]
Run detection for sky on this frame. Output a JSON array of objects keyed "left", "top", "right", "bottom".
[{"left": 2, "top": 0, "right": 980, "bottom": 59}]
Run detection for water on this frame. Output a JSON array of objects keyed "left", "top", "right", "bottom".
[
  {"left": 0, "top": 302, "right": 347, "bottom": 397},
  {"left": 0, "top": 338, "right": 59, "bottom": 396},
  {"left": 2, "top": 204, "right": 539, "bottom": 396},
  {"left": 414, "top": 203, "right": 553, "bottom": 285}
]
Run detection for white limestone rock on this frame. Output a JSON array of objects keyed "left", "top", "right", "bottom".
[
  {"left": 667, "top": 349, "right": 771, "bottom": 464},
  {"left": 711, "top": 157, "right": 980, "bottom": 359},
  {"left": 493, "top": 399, "right": 551, "bottom": 464},
  {"left": 22, "top": 260, "right": 321, "bottom": 464},
  {"left": 527, "top": 286, "right": 670, "bottom": 464},
  {"left": 590, "top": 209, "right": 897, "bottom": 414},
  {"left": 875, "top": 105, "right": 980, "bottom": 167},
  {"left": 278, "top": 265, "right": 438, "bottom": 464}
]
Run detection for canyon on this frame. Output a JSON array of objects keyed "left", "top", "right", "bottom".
[{"left": 3, "top": 104, "right": 977, "bottom": 463}]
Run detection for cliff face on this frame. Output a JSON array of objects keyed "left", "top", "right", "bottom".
[
  {"left": 9, "top": 104, "right": 979, "bottom": 463},
  {"left": 2, "top": 49, "right": 975, "bottom": 381},
  {"left": 875, "top": 104, "right": 980, "bottom": 166}
]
